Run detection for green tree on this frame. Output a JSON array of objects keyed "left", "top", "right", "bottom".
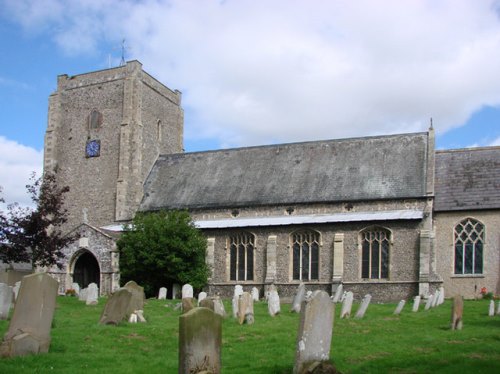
[{"left": 117, "top": 210, "right": 209, "bottom": 297}]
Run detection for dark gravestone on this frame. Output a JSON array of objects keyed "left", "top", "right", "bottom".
[
  {"left": 182, "top": 297, "right": 197, "bottom": 314},
  {"left": 0, "top": 273, "right": 58, "bottom": 357},
  {"left": 179, "top": 307, "right": 222, "bottom": 374},
  {"left": 99, "top": 288, "right": 133, "bottom": 325},
  {"left": 199, "top": 298, "right": 215, "bottom": 311}
]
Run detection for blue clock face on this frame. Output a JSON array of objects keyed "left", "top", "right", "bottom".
[{"left": 86, "top": 140, "right": 100, "bottom": 157}]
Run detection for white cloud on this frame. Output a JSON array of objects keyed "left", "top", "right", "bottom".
[
  {"left": 4, "top": 0, "right": 500, "bottom": 148},
  {"left": 489, "top": 136, "right": 500, "bottom": 146},
  {"left": 0, "top": 136, "right": 43, "bottom": 209}
]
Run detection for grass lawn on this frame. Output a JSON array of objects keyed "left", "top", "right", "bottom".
[{"left": 0, "top": 297, "right": 499, "bottom": 373}]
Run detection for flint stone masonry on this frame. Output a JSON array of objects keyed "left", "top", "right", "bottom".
[
  {"left": 86, "top": 283, "right": 99, "bottom": 305},
  {"left": 238, "top": 292, "right": 254, "bottom": 325},
  {"left": 451, "top": 295, "right": 463, "bottom": 330},
  {"left": 182, "top": 284, "right": 193, "bottom": 299},
  {"left": 178, "top": 307, "right": 222, "bottom": 374},
  {"left": 355, "top": 294, "right": 371, "bottom": 319},
  {"left": 123, "top": 281, "right": 145, "bottom": 316},
  {"left": 291, "top": 283, "right": 306, "bottom": 313},
  {"left": 158, "top": 287, "right": 167, "bottom": 300},
  {"left": 0, "top": 283, "right": 12, "bottom": 320},
  {"left": 99, "top": 288, "right": 133, "bottom": 325},
  {"left": 340, "top": 291, "right": 354, "bottom": 319},
  {"left": 0, "top": 273, "right": 58, "bottom": 357},
  {"left": 412, "top": 296, "right": 421, "bottom": 312},
  {"left": 294, "top": 290, "right": 334, "bottom": 374}
]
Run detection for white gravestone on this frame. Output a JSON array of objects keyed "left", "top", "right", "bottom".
[
  {"left": 394, "top": 300, "right": 406, "bottom": 315},
  {"left": 431, "top": 290, "right": 440, "bottom": 308},
  {"left": 198, "top": 291, "right": 207, "bottom": 304},
  {"left": 0, "top": 283, "right": 13, "bottom": 320},
  {"left": 79, "top": 288, "right": 88, "bottom": 301},
  {"left": 291, "top": 283, "right": 306, "bottom": 313},
  {"left": 158, "top": 287, "right": 167, "bottom": 300},
  {"left": 71, "top": 282, "right": 80, "bottom": 296},
  {"left": 355, "top": 294, "right": 371, "bottom": 319},
  {"left": 437, "top": 287, "right": 445, "bottom": 305},
  {"left": 496, "top": 301, "right": 500, "bottom": 315},
  {"left": 86, "top": 283, "right": 99, "bottom": 305},
  {"left": 424, "top": 294, "right": 434, "bottom": 310},
  {"left": 332, "top": 284, "right": 343, "bottom": 303},
  {"left": 213, "top": 296, "right": 226, "bottom": 318},
  {"left": 340, "top": 291, "right": 354, "bottom": 319},
  {"left": 232, "top": 285, "right": 244, "bottom": 318},
  {"left": 251, "top": 287, "right": 259, "bottom": 302},
  {"left": 267, "top": 286, "right": 281, "bottom": 317},
  {"left": 412, "top": 295, "right": 421, "bottom": 312},
  {"left": 13, "top": 281, "right": 21, "bottom": 301},
  {"left": 181, "top": 284, "right": 193, "bottom": 299},
  {"left": 488, "top": 300, "right": 495, "bottom": 317}
]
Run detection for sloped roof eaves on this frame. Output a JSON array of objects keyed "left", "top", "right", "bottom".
[{"left": 140, "top": 133, "right": 429, "bottom": 211}]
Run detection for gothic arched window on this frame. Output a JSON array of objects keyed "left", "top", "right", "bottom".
[
  {"left": 454, "top": 218, "right": 484, "bottom": 275},
  {"left": 292, "top": 230, "right": 320, "bottom": 281},
  {"left": 229, "top": 232, "right": 254, "bottom": 281},
  {"left": 88, "top": 110, "right": 103, "bottom": 130},
  {"left": 361, "top": 227, "right": 390, "bottom": 279}
]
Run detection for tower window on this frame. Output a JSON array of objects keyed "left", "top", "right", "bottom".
[{"left": 88, "top": 110, "right": 103, "bottom": 130}]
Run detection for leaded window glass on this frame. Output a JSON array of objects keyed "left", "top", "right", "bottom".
[
  {"left": 361, "top": 228, "right": 390, "bottom": 279},
  {"left": 229, "top": 232, "right": 254, "bottom": 281},
  {"left": 454, "top": 218, "right": 484, "bottom": 275},
  {"left": 292, "top": 230, "right": 320, "bottom": 280}
]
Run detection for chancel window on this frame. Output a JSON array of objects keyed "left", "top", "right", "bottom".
[
  {"left": 292, "top": 230, "right": 320, "bottom": 280},
  {"left": 361, "top": 227, "right": 390, "bottom": 279},
  {"left": 454, "top": 218, "right": 484, "bottom": 275},
  {"left": 88, "top": 110, "right": 103, "bottom": 130},
  {"left": 229, "top": 232, "right": 254, "bottom": 281}
]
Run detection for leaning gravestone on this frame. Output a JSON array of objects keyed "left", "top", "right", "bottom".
[
  {"left": 332, "top": 284, "right": 343, "bottom": 303},
  {"left": 86, "top": 283, "right": 99, "bottom": 305},
  {"left": 251, "top": 287, "right": 259, "bottom": 302},
  {"left": 99, "top": 288, "right": 133, "bottom": 325},
  {"left": 412, "top": 295, "right": 421, "bottom": 312},
  {"left": 182, "top": 284, "right": 193, "bottom": 299},
  {"left": 79, "top": 288, "right": 88, "bottom": 301},
  {"left": 172, "top": 284, "right": 181, "bottom": 299},
  {"left": 291, "top": 283, "right": 306, "bottom": 313},
  {"left": 497, "top": 301, "right": 500, "bottom": 316},
  {"left": 0, "top": 273, "right": 58, "bottom": 357},
  {"left": 394, "top": 300, "right": 406, "bottom": 315},
  {"left": 199, "top": 298, "right": 215, "bottom": 311},
  {"left": 424, "top": 294, "right": 434, "bottom": 310},
  {"left": 179, "top": 307, "right": 222, "bottom": 374},
  {"left": 123, "top": 281, "right": 145, "bottom": 316},
  {"left": 12, "top": 281, "right": 21, "bottom": 301},
  {"left": 431, "top": 290, "right": 440, "bottom": 308},
  {"left": 182, "top": 298, "right": 196, "bottom": 314},
  {"left": 238, "top": 292, "right": 254, "bottom": 325},
  {"left": 294, "top": 290, "right": 334, "bottom": 374},
  {"left": 198, "top": 291, "right": 208, "bottom": 305},
  {"left": 158, "top": 287, "right": 167, "bottom": 300},
  {"left": 355, "top": 294, "right": 371, "bottom": 319},
  {"left": 450, "top": 295, "right": 463, "bottom": 330},
  {"left": 267, "top": 285, "right": 281, "bottom": 317},
  {"left": 71, "top": 282, "right": 80, "bottom": 296},
  {"left": 340, "top": 291, "right": 354, "bottom": 319},
  {"left": 0, "top": 283, "right": 13, "bottom": 320},
  {"left": 488, "top": 300, "right": 495, "bottom": 317},
  {"left": 437, "top": 287, "right": 445, "bottom": 305},
  {"left": 213, "top": 296, "right": 226, "bottom": 318},
  {"left": 232, "top": 285, "right": 244, "bottom": 318}
]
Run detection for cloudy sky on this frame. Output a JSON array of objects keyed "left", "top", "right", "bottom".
[{"left": 1, "top": 0, "right": 500, "bottom": 207}]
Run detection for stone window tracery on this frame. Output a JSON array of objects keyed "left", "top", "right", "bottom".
[
  {"left": 229, "top": 232, "right": 254, "bottom": 281},
  {"left": 454, "top": 218, "right": 484, "bottom": 275},
  {"left": 292, "top": 230, "right": 320, "bottom": 281},
  {"left": 361, "top": 227, "right": 390, "bottom": 279}
]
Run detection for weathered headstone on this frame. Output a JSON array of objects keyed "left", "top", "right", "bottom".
[
  {"left": 99, "top": 288, "right": 133, "bottom": 325},
  {"left": 340, "top": 291, "right": 353, "bottom": 319},
  {"left": 199, "top": 298, "right": 215, "bottom": 311},
  {"left": 488, "top": 300, "right": 495, "bottom": 317},
  {"left": 0, "top": 283, "right": 13, "bottom": 320},
  {"left": 198, "top": 291, "right": 207, "bottom": 304},
  {"left": 182, "top": 297, "right": 196, "bottom": 314},
  {"left": 340, "top": 291, "right": 347, "bottom": 302},
  {"left": 251, "top": 287, "right": 259, "bottom": 302},
  {"left": 181, "top": 284, "right": 193, "bottom": 299},
  {"left": 450, "top": 295, "right": 463, "bottom": 330},
  {"left": 12, "top": 281, "right": 21, "bottom": 301},
  {"left": 291, "top": 283, "right": 306, "bottom": 313},
  {"left": 212, "top": 296, "right": 226, "bottom": 318},
  {"left": 332, "top": 284, "right": 343, "bottom": 303},
  {"left": 71, "top": 282, "right": 80, "bottom": 296},
  {"left": 123, "top": 281, "right": 145, "bottom": 315},
  {"left": 178, "top": 307, "right": 222, "bottom": 374},
  {"left": 86, "top": 283, "right": 99, "bottom": 305},
  {"left": 424, "top": 294, "right": 434, "bottom": 310},
  {"left": 497, "top": 301, "right": 500, "bottom": 315},
  {"left": 0, "top": 273, "right": 58, "bottom": 357},
  {"left": 232, "top": 285, "right": 243, "bottom": 318},
  {"left": 79, "top": 287, "right": 88, "bottom": 301},
  {"left": 431, "top": 290, "right": 440, "bottom": 308},
  {"left": 172, "top": 283, "right": 181, "bottom": 299},
  {"left": 394, "top": 300, "right": 406, "bottom": 315},
  {"left": 128, "top": 309, "right": 146, "bottom": 323},
  {"left": 355, "top": 294, "right": 371, "bottom": 319},
  {"left": 437, "top": 287, "right": 445, "bottom": 305},
  {"left": 158, "top": 287, "right": 167, "bottom": 300},
  {"left": 267, "top": 285, "right": 281, "bottom": 317},
  {"left": 412, "top": 295, "right": 421, "bottom": 312},
  {"left": 238, "top": 292, "right": 254, "bottom": 325},
  {"left": 294, "top": 290, "right": 334, "bottom": 374}
]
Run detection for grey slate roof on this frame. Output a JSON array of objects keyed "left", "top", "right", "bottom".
[
  {"left": 140, "top": 132, "right": 430, "bottom": 211},
  {"left": 434, "top": 147, "right": 500, "bottom": 211}
]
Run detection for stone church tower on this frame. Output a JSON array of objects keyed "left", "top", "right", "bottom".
[{"left": 44, "top": 61, "right": 183, "bottom": 294}]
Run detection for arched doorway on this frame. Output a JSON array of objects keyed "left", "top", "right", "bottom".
[{"left": 73, "top": 251, "right": 100, "bottom": 289}]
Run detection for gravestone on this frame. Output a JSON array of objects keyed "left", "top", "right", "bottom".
[
  {"left": 129, "top": 309, "right": 146, "bottom": 323},
  {"left": 437, "top": 287, "right": 445, "bottom": 305},
  {"left": 431, "top": 290, "right": 440, "bottom": 308},
  {"left": 172, "top": 284, "right": 181, "bottom": 299},
  {"left": 267, "top": 285, "right": 281, "bottom": 317},
  {"left": 497, "top": 301, "right": 500, "bottom": 315},
  {"left": 79, "top": 288, "right": 88, "bottom": 301},
  {"left": 198, "top": 291, "right": 208, "bottom": 304},
  {"left": 199, "top": 298, "right": 215, "bottom": 311},
  {"left": 424, "top": 294, "right": 434, "bottom": 310},
  {"left": 340, "top": 291, "right": 347, "bottom": 302},
  {"left": 182, "top": 298, "right": 197, "bottom": 314},
  {"left": 213, "top": 296, "right": 226, "bottom": 318},
  {"left": 124, "top": 281, "right": 145, "bottom": 315},
  {"left": 179, "top": 307, "right": 222, "bottom": 374},
  {"left": 238, "top": 292, "right": 254, "bottom": 325},
  {"left": 354, "top": 294, "right": 371, "bottom": 319},
  {"left": 0, "top": 283, "right": 13, "bottom": 320},
  {"left": 71, "top": 282, "right": 80, "bottom": 296},
  {"left": 232, "top": 285, "right": 244, "bottom": 318},
  {"left": 412, "top": 295, "right": 421, "bottom": 312},
  {"left": 488, "top": 300, "right": 495, "bottom": 317},
  {"left": 86, "top": 283, "right": 99, "bottom": 305},
  {"left": 332, "top": 284, "right": 343, "bottom": 303},
  {"left": 251, "top": 287, "right": 259, "bottom": 302},
  {"left": 294, "top": 290, "right": 334, "bottom": 374},
  {"left": 99, "top": 288, "right": 133, "bottom": 325},
  {"left": 291, "top": 283, "right": 306, "bottom": 313},
  {"left": 394, "top": 300, "right": 406, "bottom": 315},
  {"left": 182, "top": 284, "right": 193, "bottom": 299},
  {"left": 340, "top": 291, "right": 354, "bottom": 319},
  {"left": 450, "top": 295, "right": 463, "bottom": 330},
  {"left": 0, "top": 273, "right": 58, "bottom": 357},
  {"left": 12, "top": 281, "right": 21, "bottom": 300},
  {"left": 158, "top": 287, "right": 167, "bottom": 300}
]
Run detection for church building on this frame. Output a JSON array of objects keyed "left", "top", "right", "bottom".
[{"left": 43, "top": 61, "right": 499, "bottom": 301}]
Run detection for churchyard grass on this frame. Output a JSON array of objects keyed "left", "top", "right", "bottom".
[{"left": 0, "top": 297, "right": 499, "bottom": 373}]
